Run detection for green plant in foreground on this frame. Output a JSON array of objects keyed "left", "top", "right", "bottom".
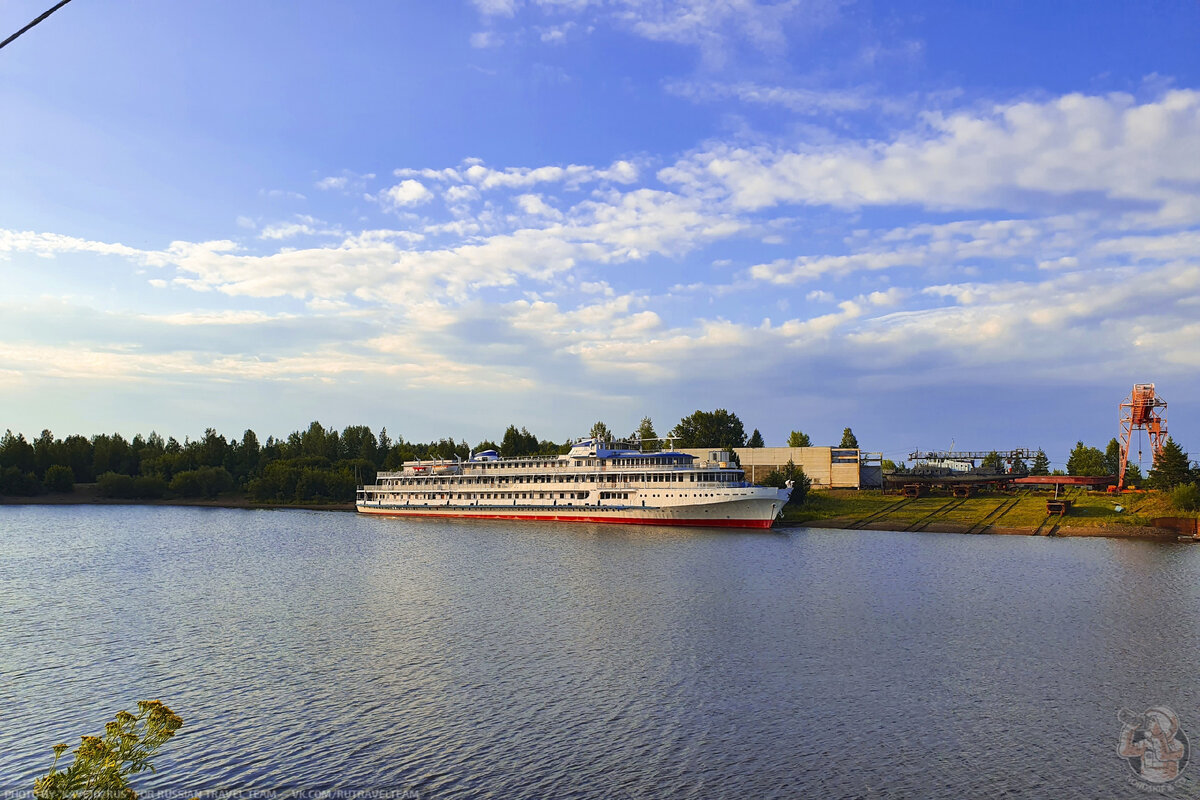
[{"left": 34, "top": 700, "right": 183, "bottom": 800}]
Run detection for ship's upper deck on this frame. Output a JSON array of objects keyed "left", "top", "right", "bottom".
[{"left": 375, "top": 437, "right": 740, "bottom": 480}]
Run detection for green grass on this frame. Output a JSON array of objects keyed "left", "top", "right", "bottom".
[{"left": 780, "top": 488, "right": 1197, "bottom": 530}]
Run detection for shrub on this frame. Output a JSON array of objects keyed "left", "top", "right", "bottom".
[
  {"left": 43, "top": 464, "right": 75, "bottom": 493},
  {"left": 33, "top": 700, "right": 182, "bottom": 800},
  {"left": 97, "top": 472, "right": 168, "bottom": 499},
  {"left": 169, "top": 466, "right": 234, "bottom": 498},
  {"left": 133, "top": 475, "right": 168, "bottom": 499},
  {"left": 1171, "top": 483, "right": 1200, "bottom": 513},
  {"left": 0, "top": 466, "right": 42, "bottom": 496},
  {"left": 757, "top": 459, "right": 810, "bottom": 505},
  {"left": 96, "top": 471, "right": 136, "bottom": 498}
]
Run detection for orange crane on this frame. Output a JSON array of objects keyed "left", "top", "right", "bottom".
[{"left": 1118, "top": 383, "right": 1167, "bottom": 490}]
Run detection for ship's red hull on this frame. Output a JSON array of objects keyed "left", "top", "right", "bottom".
[{"left": 356, "top": 507, "right": 776, "bottom": 529}]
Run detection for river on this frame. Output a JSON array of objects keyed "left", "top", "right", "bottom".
[{"left": 2, "top": 506, "right": 1199, "bottom": 798}]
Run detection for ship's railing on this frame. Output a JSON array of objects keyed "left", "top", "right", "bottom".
[
  {"left": 362, "top": 479, "right": 760, "bottom": 492},
  {"left": 375, "top": 464, "right": 744, "bottom": 479}
]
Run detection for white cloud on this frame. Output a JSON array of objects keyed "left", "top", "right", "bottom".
[
  {"left": 538, "top": 22, "right": 576, "bottom": 43},
  {"left": 316, "top": 176, "right": 347, "bottom": 191},
  {"left": 380, "top": 180, "right": 434, "bottom": 209},
  {"left": 260, "top": 222, "right": 315, "bottom": 240},
  {"left": 515, "top": 194, "right": 563, "bottom": 218},
  {"left": 462, "top": 159, "right": 640, "bottom": 190},
  {"left": 472, "top": 0, "right": 518, "bottom": 17},
  {"left": 664, "top": 79, "right": 879, "bottom": 115},
  {"left": 467, "top": 0, "right": 839, "bottom": 65},
  {"left": 470, "top": 31, "right": 504, "bottom": 48},
  {"left": 660, "top": 91, "right": 1200, "bottom": 219},
  {"left": 444, "top": 185, "right": 481, "bottom": 204},
  {"left": 0, "top": 230, "right": 146, "bottom": 260}
]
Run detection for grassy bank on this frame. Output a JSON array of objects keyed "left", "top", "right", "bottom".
[{"left": 781, "top": 488, "right": 1196, "bottom": 537}]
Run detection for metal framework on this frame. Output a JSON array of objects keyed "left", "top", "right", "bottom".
[
  {"left": 908, "top": 449, "right": 1036, "bottom": 463},
  {"left": 1118, "top": 383, "right": 1167, "bottom": 490}
]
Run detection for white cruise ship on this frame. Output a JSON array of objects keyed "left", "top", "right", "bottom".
[{"left": 356, "top": 437, "right": 793, "bottom": 529}]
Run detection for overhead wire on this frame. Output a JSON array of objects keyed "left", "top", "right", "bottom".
[{"left": 0, "top": 0, "right": 75, "bottom": 52}]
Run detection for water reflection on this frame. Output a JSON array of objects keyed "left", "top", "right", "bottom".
[{"left": 2, "top": 507, "right": 1199, "bottom": 798}]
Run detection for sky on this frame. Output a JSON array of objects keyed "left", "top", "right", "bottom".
[{"left": 1, "top": 0, "right": 1198, "bottom": 468}]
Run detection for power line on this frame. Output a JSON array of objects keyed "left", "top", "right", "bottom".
[{"left": 0, "top": 0, "right": 75, "bottom": 52}]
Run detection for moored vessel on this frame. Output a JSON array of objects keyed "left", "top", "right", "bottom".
[{"left": 356, "top": 437, "right": 792, "bottom": 528}]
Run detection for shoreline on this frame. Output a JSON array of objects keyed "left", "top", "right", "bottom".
[
  {"left": 0, "top": 488, "right": 355, "bottom": 513},
  {"left": 3, "top": 490, "right": 1193, "bottom": 539},
  {"left": 788, "top": 517, "right": 1189, "bottom": 540}
]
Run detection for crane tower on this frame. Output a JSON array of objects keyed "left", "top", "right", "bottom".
[{"left": 1118, "top": 383, "right": 1167, "bottom": 490}]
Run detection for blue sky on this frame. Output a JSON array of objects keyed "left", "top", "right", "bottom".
[{"left": 2, "top": 0, "right": 1198, "bottom": 467}]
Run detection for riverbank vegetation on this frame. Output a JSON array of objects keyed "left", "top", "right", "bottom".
[
  {"left": 4, "top": 412, "right": 1194, "bottom": 509},
  {"left": 1, "top": 409, "right": 815, "bottom": 505}
]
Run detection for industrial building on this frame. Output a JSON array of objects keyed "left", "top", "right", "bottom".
[{"left": 681, "top": 447, "right": 882, "bottom": 489}]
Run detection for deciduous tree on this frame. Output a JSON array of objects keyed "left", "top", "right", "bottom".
[
  {"left": 1066, "top": 441, "right": 1106, "bottom": 476},
  {"left": 669, "top": 410, "right": 747, "bottom": 449}
]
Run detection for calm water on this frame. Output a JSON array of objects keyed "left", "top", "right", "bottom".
[{"left": 3, "top": 506, "right": 1200, "bottom": 798}]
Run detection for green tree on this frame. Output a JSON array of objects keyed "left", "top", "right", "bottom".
[
  {"left": 589, "top": 421, "right": 612, "bottom": 442},
  {"left": 787, "top": 430, "right": 812, "bottom": 448},
  {"left": 839, "top": 428, "right": 858, "bottom": 448},
  {"left": 1125, "top": 462, "right": 1144, "bottom": 484},
  {"left": 981, "top": 451, "right": 1004, "bottom": 472},
  {"left": 636, "top": 417, "right": 657, "bottom": 442},
  {"left": 1030, "top": 449, "right": 1051, "bottom": 475},
  {"left": 1149, "top": 437, "right": 1192, "bottom": 490},
  {"left": 758, "top": 459, "right": 810, "bottom": 505},
  {"left": 747, "top": 429, "right": 765, "bottom": 448},
  {"left": 377, "top": 427, "right": 392, "bottom": 464},
  {"left": 34, "top": 700, "right": 183, "bottom": 800},
  {"left": 1103, "top": 438, "right": 1123, "bottom": 476},
  {"left": 1066, "top": 441, "right": 1106, "bottom": 476},
  {"left": 1010, "top": 456, "right": 1028, "bottom": 474},
  {"left": 197, "top": 428, "right": 228, "bottom": 468},
  {"left": 1, "top": 429, "right": 36, "bottom": 473},
  {"left": 500, "top": 425, "right": 540, "bottom": 458},
  {"left": 669, "top": 409, "right": 747, "bottom": 449},
  {"left": 91, "top": 433, "right": 134, "bottom": 477},
  {"left": 472, "top": 439, "right": 500, "bottom": 456},
  {"left": 231, "top": 429, "right": 262, "bottom": 484},
  {"left": 33, "top": 429, "right": 57, "bottom": 478},
  {"left": 44, "top": 464, "right": 75, "bottom": 493}
]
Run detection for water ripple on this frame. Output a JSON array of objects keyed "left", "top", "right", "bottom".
[{"left": 3, "top": 508, "right": 1200, "bottom": 798}]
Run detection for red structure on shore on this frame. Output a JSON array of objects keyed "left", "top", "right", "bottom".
[{"left": 1118, "top": 383, "right": 1167, "bottom": 490}]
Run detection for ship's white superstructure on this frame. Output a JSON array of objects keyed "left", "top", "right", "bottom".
[{"left": 356, "top": 438, "right": 792, "bottom": 529}]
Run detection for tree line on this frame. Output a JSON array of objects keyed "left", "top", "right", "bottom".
[{"left": 0, "top": 409, "right": 837, "bottom": 504}]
